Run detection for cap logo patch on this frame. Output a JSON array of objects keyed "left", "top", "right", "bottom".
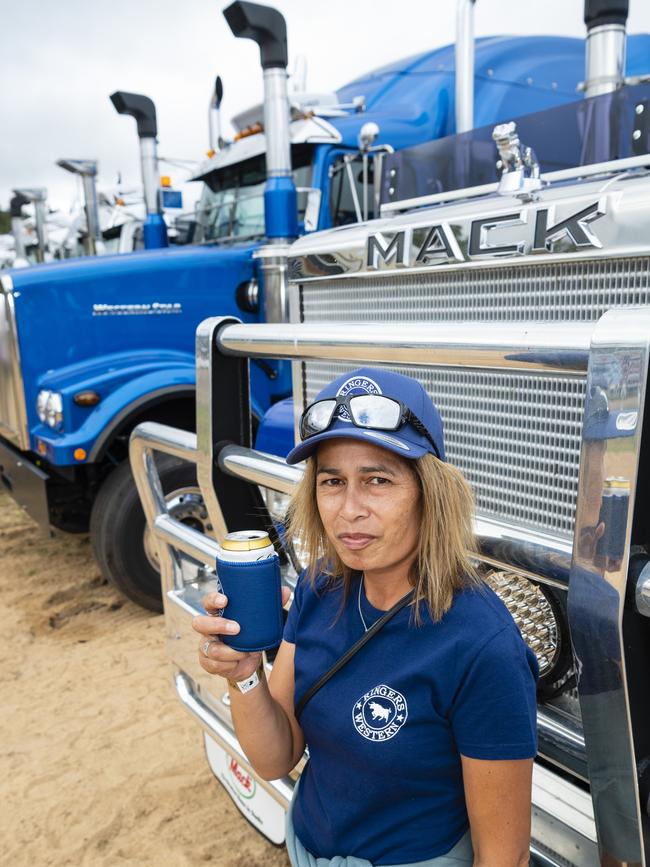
[
  {"left": 335, "top": 375, "right": 382, "bottom": 423},
  {"left": 616, "top": 411, "right": 637, "bottom": 432}
]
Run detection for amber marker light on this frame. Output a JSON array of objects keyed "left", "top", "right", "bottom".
[
  {"left": 160, "top": 175, "right": 172, "bottom": 188},
  {"left": 74, "top": 448, "right": 87, "bottom": 461},
  {"left": 37, "top": 440, "right": 47, "bottom": 456},
  {"left": 73, "top": 390, "right": 101, "bottom": 407}
]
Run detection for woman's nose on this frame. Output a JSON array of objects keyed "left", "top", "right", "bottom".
[{"left": 339, "top": 484, "right": 369, "bottom": 520}]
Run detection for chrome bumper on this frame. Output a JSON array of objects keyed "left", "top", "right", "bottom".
[{"left": 0, "top": 435, "right": 49, "bottom": 529}]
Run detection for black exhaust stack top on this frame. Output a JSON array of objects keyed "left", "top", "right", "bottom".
[
  {"left": 584, "top": 0, "right": 629, "bottom": 28},
  {"left": 214, "top": 75, "right": 224, "bottom": 109},
  {"left": 223, "top": 1, "right": 288, "bottom": 69},
  {"left": 109, "top": 91, "right": 157, "bottom": 139},
  {"left": 10, "top": 192, "right": 28, "bottom": 218},
  {"left": 209, "top": 76, "right": 225, "bottom": 152}
]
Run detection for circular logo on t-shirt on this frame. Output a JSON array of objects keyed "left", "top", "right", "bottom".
[
  {"left": 335, "top": 375, "right": 382, "bottom": 422},
  {"left": 352, "top": 684, "right": 408, "bottom": 741}
]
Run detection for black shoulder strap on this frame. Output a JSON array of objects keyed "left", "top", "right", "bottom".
[{"left": 294, "top": 589, "right": 414, "bottom": 722}]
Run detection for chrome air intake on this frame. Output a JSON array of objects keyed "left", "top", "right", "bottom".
[{"left": 296, "top": 256, "right": 650, "bottom": 538}]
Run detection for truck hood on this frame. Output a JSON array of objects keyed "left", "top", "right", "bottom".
[{"left": 5, "top": 242, "right": 259, "bottom": 437}]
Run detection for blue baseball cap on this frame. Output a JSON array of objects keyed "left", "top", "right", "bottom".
[
  {"left": 286, "top": 367, "right": 446, "bottom": 465},
  {"left": 582, "top": 385, "right": 638, "bottom": 441}
]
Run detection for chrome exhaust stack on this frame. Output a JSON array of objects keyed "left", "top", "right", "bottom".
[
  {"left": 9, "top": 191, "right": 28, "bottom": 260},
  {"left": 109, "top": 91, "right": 168, "bottom": 249},
  {"left": 455, "top": 0, "right": 476, "bottom": 133},
  {"left": 13, "top": 187, "right": 48, "bottom": 263},
  {"left": 56, "top": 159, "right": 103, "bottom": 256},
  {"left": 223, "top": 1, "right": 297, "bottom": 241},
  {"left": 583, "top": 0, "right": 628, "bottom": 98}
]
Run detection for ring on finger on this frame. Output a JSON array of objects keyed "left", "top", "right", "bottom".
[{"left": 202, "top": 640, "right": 213, "bottom": 657}]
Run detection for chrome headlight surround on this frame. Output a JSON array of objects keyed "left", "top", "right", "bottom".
[
  {"left": 36, "top": 389, "right": 64, "bottom": 430},
  {"left": 36, "top": 389, "right": 50, "bottom": 423}
]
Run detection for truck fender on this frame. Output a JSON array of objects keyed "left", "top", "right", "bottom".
[{"left": 87, "top": 372, "right": 266, "bottom": 463}]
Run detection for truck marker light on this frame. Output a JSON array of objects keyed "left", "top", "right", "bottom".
[
  {"left": 485, "top": 570, "right": 561, "bottom": 678},
  {"left": 160, "top": 175, "right": 171, "bottom": 188},
  {"left": 74, "top": 448, "right": 87, "bottom": 462},
  {"left": 73, "top": 390, "right": 101, "bottom": 407},
  {"left": 37, "top": 440, "right": 47, "bottom": 456}
]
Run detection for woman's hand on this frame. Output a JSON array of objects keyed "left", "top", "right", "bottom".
[
  {"left": 192, "top": 591, "right": 259, "bottom": 681},
  {"left": 192, "top": 588, "right": 291, "bottom": 683}
]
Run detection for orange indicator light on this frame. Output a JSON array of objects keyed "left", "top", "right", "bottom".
[{"left": 73, "top": 448, "right": 87, "bottom": 462}]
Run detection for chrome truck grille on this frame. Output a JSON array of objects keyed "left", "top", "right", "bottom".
[
  {"left": 0, "top": 276, "right": 28, "bottom": 449},
  {"left": 296, "top": 256, "right": 650, "bottom": 538}
]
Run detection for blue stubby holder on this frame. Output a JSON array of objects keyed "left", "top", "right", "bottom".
[{"left": 216, "top": 554, "right": 284, "bottom": 652}]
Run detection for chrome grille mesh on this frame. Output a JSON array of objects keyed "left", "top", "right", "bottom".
[
  {"left": 0, "top": 285, "right": 25, "bottom": 447},
  {"left": 300, "top": 257, "right": 650, "bottom": 322},
  {"left": 297, "top": 256, "right": 650, "bottom": 538},
  {"left": 301, "top": 361, "right": 584, "bottom": 536}
]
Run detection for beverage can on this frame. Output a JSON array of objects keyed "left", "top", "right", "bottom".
[
  {"left": 215, "top": 530, "right": 283, "bottom": 652},
  {"left": 218, "top": 530, "right": 276, "bottom": 563},
  {"left": 596, "top": 477, "right": 630, "bottom": 562}
]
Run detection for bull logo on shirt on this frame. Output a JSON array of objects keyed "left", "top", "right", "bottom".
[{"left": 353, "top": 684, "right": 408, "bottom": 741}]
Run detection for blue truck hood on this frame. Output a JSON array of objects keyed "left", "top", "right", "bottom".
[{"left": 7, "top": 242, "right": 260, "bottom": 437}]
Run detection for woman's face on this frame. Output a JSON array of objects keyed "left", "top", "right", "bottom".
[{"left": 315, "top": 438, "right": 422, "bottom": 583}]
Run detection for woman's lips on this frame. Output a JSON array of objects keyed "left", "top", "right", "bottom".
[{"left": 337, "top": 533, "right": 376, "bottom": 550}]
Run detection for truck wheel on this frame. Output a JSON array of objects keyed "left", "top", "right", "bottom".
[{"left": 89, "top": 456, "right": 212, "bottom": 612}]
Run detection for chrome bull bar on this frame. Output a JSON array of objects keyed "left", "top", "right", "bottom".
[
  {"left": 131, "top": 310, "right": 650, "bottom": 864},
  {"left": 129, "top": 421, "right": 296, "bottom": 810}
]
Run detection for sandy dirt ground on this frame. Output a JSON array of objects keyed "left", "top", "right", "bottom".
[{"left": 1, "top": 490, "right": 290, "bottom": 867}]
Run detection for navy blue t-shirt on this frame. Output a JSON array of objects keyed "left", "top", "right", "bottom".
[{"left": 283, "top": 573, "right": 538, "bottom": 865}]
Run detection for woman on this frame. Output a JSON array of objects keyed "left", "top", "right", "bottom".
[{"left": 193, "top": 367, "right": 538, "bottom": 867}]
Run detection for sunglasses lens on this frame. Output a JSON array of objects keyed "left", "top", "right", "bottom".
[
  {"left": 302, "top": 399, "right": 337, "bottom": 437},
  {"left": 349, "top": 395, "right": 401, "bottom": 429}
]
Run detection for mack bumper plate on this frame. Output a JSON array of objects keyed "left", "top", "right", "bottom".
[{"left": 203, "top": 733, "right": 287, "bottom": 845}]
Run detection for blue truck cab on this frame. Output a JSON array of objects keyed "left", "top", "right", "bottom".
[{"left": 0, "top": 0, "right": 615, "bottom": 611}]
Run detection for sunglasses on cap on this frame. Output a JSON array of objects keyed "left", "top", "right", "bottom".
[{"left": 299, "top": 393, "right": 441, "bottom": 459}]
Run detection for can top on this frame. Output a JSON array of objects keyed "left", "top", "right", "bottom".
[
  {"left": 222, "top": 530, "right": 271, "bottom": 551},
  {"left": 604, "top": 477, "right": 631, "bottom": 491}
]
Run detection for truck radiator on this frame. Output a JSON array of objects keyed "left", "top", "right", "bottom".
[{"left": 297, "top": 256, "right": 650, "bottom": 540}]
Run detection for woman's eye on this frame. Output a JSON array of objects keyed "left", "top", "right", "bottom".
[
  {"left": 368, "top": 476, "right": 391, "bottom": 486},
  {"left": 319, "top": 477, "right": 342, "bottom": 487}
]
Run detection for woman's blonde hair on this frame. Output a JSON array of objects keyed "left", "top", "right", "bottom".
[{"left": 285, "top": 452, "right": 482, "bottom": 623}]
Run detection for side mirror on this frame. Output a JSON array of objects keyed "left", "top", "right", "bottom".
[{"left": 358, "top": 121, "right": 380, "bottom": 153}]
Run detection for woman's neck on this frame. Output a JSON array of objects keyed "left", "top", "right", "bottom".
[{"left": 362, "top": 569, "right": 413, "bottom": 611}]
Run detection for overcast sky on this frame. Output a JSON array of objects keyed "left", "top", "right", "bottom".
[{"left": 2, "top": 0, "right": 650, "bottom": 212}]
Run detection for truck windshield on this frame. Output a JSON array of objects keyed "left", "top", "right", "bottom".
[{"left": 196, "top": 143, "right": 314, "bottom": 242}]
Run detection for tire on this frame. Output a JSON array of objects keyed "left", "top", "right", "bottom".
[{"left": 89, "top": 456, "right": 211, "bottom": 612}]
